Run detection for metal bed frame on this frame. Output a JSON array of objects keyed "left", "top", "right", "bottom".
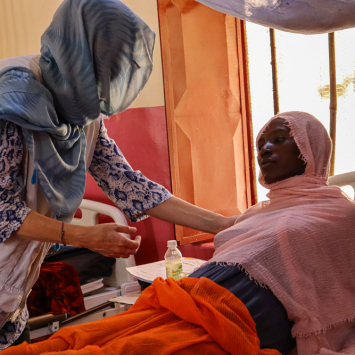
[{"left": 29, "top": 171, "right": 355, "bottom": 340}]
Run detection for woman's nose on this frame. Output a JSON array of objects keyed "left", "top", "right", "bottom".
[{"left": 259, "top": 142, "right": 272, "bottom": 157}]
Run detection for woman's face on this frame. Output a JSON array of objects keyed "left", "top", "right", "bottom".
[{"left": 257, "top": 118, "right": 306, "bottom": 184}]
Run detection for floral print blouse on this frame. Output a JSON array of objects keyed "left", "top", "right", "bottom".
[{"left": 0, "top": 117, "right": 172, "bottom": 348}]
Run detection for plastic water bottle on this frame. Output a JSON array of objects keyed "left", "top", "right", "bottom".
[{"left": 165, "top": 240, "right": 183, "bottom": 280}]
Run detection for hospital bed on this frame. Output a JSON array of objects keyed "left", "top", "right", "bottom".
[
  {"left": 29, "top": 199, "right": 141, "bottom": 341},
  {"left": 29, "top": 171, "right": 355, "bottom": 341},
  {"left": 328, "top": 171, "right": 355, "bottom": 200}
]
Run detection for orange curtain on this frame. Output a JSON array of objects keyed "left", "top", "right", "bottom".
[
  {"left": 5, "top": 277, "right": 281, "bottom": 355},
  {"left": 158, "top": 0, "right": 254, "bottom": 244}
]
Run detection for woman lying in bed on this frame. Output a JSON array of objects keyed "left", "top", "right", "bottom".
[
  {"left": 191, "top": 111, "right": 355, "bottom": 354},
  {"left": 4, "top": 111, "right": 355, "bottom": 355}
]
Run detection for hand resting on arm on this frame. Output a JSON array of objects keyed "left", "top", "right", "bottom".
[{"left": 13, "top": 210, "right": 141, "bottom": 259}]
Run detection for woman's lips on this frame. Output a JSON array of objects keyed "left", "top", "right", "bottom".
[{"left": 261, "top": 161, "right": 275, "bottom": 169}]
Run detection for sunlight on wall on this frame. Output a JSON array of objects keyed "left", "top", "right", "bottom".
[
  {"left": 0, "top": 0, "right": 62, "bottom": 59},
  {"left": 246, "top": 23, "right": 355, "bottom": 202}
]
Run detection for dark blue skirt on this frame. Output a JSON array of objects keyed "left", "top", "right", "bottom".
[{"left": 189, "top": 263, "right": 296, "bottom": 355}]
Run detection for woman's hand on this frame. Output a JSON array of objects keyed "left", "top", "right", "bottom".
[
  {"left": 72, "top": 223, "right": 141, "bottom": 258},
  {"left": 220, "top": 215, "right": 239, "bottom": 232},
  {"left": 15, "top": 211, "right": 141, "bottom": 259}
]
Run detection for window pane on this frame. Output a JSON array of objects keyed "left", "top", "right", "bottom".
[
  {"left": 245, "top": 22, "right": 274, "bottom": 202},
  {"left": 246, "top": 24, "right": 352, "bottom": 202},
  {"left": 275, "top": 30, "right": 330, "bottom": 123},
  {"left": 333, "top": 29, "right": 355, "bottom": 175}
]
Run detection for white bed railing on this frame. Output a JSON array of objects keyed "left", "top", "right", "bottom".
[{"left": 328, "top": 171, "right": 355, "bottom": 200}]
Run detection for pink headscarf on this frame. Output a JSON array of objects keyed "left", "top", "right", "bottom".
[
  {"left": 257, "top": 111, "right": 332, "bottom": 187},
  {"left": 210, "top": 112, "right": 355, "bottom": 354}
]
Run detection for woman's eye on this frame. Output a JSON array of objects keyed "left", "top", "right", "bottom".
[{"left": 275, "top": 137, "right": 285, "bottom": 143}]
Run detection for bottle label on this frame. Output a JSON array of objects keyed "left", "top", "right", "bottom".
[{"left": 166, "top": 261, "right": 183, "bottom": 280}]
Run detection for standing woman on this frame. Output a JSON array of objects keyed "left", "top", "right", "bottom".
[{"left": 0, "top": 0, "right": 235, "bottom": 349}]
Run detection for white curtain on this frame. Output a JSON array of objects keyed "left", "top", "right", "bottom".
[{"left": 195, "top": 0, "right": 355, "bottom": 34}]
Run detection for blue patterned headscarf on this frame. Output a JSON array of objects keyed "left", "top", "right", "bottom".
[{"left": 0, "top": 0, "right": 155, "bottom": 221}]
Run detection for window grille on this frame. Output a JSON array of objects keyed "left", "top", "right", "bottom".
[{"left": 246, "top": 24, "right": 355, "bottom": 201}]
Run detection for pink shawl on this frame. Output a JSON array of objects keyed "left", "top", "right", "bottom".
[{"left": 209, "top": 112, "right": 355, "bottom": 354}]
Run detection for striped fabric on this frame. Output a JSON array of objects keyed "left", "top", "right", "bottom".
[{"left": 0, "top": 0, "right": 155, "bottom": 221}]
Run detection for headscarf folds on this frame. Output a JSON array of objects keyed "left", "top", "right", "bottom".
[
  {"left": 40, "top": 0, "right": 155, "bottom": 124},
  {"left": 256, "top": 111, "right": 332, "bottom": 189},
  {"left": 209, "top": 112, "right": 355, "bottom": 353},
  {"left": 0, "top": 0, "right": 155, "bottom": 221}
]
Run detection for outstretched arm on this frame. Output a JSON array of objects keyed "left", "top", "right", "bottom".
[
  {"left": 14, "top": 210, "right": 141, "bottom": 259},
  {"left": 146, "top": 195, "right": 237, "bottom": 235},
  {"left": 89, "top": 118, "right": 173, "bottom": 223},
  {"left": 0, "top": 120, "right": 140, "bottom": 259},
  {"left": 90, "top": 119, "right": 237, "bottom": 234}
]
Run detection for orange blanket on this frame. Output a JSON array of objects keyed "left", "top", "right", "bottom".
[{"left": 5, "top": 277, "right": 281, "bottom": 355}]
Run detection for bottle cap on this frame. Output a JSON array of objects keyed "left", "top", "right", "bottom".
[{"left": 167, "top": 240, "right": 177, "bottom": 248}]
